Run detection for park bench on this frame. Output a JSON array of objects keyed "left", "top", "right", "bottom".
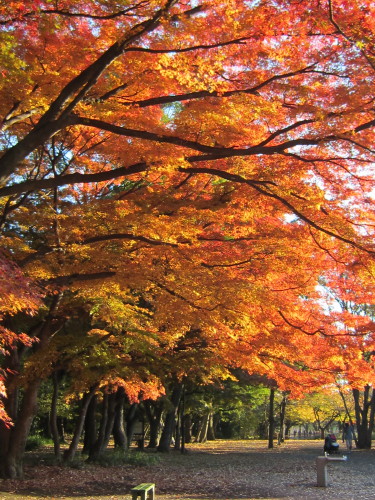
[
  {"left": 131, "top": 482, "right": 155, "bottom": 499},
  {"left": 131, "top": 420, "right": 145, "bottom": 450}
]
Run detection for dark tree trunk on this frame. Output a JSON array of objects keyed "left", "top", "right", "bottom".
[
  {"left": 39, "top": 415, "right": 51, "bottom": 438},
  {"left": 268, "top": 388, "right": 275, "bottom": 449},
  {"left": 0, "top": 343, "right": 22, "bottom": 478},
  {"left": 183, "top": 413, "right": 192, "bottom": 444},
  {"left": 278, "top": 394, "right": 287, "bottom": 445},
  {"left": 83, "top": 394, "right": 97, "bottom": 455},
  {"left": 113, "top": 389, "right": 127, "bottom": 450},
  {"left": 174, "top": 390, "right": 186, "bottom": 451},
  {"left": 180, "top": 387, "right": 186, "bottom": 453},
  {"left": 338, "top": 388, "right": 358, "bottom": 446},
  {"left": 63, "top": 388, "right": 96, "bottom": 463},
  {"left": 2, "top": 379, "right": 40, "bottom": 478},
  {"left": 353, "top": 386, "right": 375, "bottom": 449},
  {"left": 0, "top": 295, "right": 63, "bottom": 478},
  {"left": 50, "top": 371, "right": 61, "bottom": 460},
  {"left": 125, "top": 403, "right": 140, "bottom": 448},
  {"left": 57, "top": 416, "right": 66, "bottom": 443},
  {"left": 87, "top": 391, "right": 115, "bottom": 461},
  {"left": 196, "top": 411, "right": 211, "bottom": 443},
  {"left": 157, "top": 385, "right": 183, "bottom": 452},
  {"left": 102, "top": 392, "right": 118, "bottom": 451},
  {"left": 207, "top": 412, "right": 215, "bottom": 441},
  {"left": 144, "top": 399, "right": 163, "bottom": 448}
]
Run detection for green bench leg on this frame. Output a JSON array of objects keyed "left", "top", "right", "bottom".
[{"left": 131, "top": 483, "right": 155, "bottom": 500}]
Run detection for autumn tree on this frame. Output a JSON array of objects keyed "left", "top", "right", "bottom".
[{"left": 1, "top": 0, "right": 375, "bottom": 476}]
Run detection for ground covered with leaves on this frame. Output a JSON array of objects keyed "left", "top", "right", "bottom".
[{"left": 1, "top": 440, "right": 375, "bottom": 499}]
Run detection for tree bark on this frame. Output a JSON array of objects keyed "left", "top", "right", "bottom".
[
  {"left": 50, "top": 371, "right": 61, "bottom": 460},
  {"left": 144, "top": 399, "right": 163, "bottom": 448},
  {"left": 207, "top": 411, "right": 215, "bottom": 441},
  {"left": 125, "top": 403, "right": 140, "bottom": 448},
  {"left": 157, "top": 385, "right": 183, "bottom": 452},
  {"left": 0, "top": 342, "right": 21, "bottom": 477},
  {"left": 196, "top": 412, "right": 210, "bottom": 443},
  {"left": 2, "top": 379, "right": 40, "bottom": 478},
  {"left": 183, "top": 413, "right": 193, "bottom": 444},
  {"left": 63, "top": 388, "right": 96, "bottom": 463},
  {"left": 113, "top": 389, "right": 127, "bottom": 450},
  {"left": 353, "top": 386, "right": 375, "bottom": 449},
  {"left": 268, "top": 388, "right": 275, "bottom": 449},
  {"left": 87, "top": 391, "right": 114, "bottom": 461},
  {"left": 0, "top": 295, "right": 63, "bottom": 478},
  {"left": 83, "top": 394, "right": 97, "bottom": 455},
  {"left": 278, "top": 394, "right": 287, "bottom": 445}
]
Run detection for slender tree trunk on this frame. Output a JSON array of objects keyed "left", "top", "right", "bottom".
[
  {"left": 268, "top": 388, "right": 275, "bottom": 449},
  {"left": 180, "top": 387, "right": 186, "bottom": 453},
  {"left": 174, "top": 402, "right": 181, "bottom": 451},
  {"left": 338, "top": 388, "right": 358, "bottom": 447},
  {"left": 157, "top": 385, "right": 183, "bottom": 452},
  {"left": 196, "top": 411, "right": 210, "bottom": 443},
  {"left": 63, "top": 388, "right": 96, "bottom": 463},
  {"left": 144, "top": 400, "right": 163, "bottom": 448},
  {"left": 278, "top": 394, "right": 287, "bottom": 445},
  {"left": 102, "top": 392, "right": 118, "bottom": 451},
  {"left": 87, "top": 392, "right": 112, "bottom": 461},
  {"left": 57, "top": 416, "right": 66, "bottom": 443},
  {"left": 50, "top": 372, "right": 61, "bottom": 460}
]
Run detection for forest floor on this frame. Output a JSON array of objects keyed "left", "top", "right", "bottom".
[{"left": 1, "top": 439, "right": 375, "bottom": 500}]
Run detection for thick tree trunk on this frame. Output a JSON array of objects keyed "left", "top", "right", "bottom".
[
  {"left": 63, "top": 388, "right": 96, "bottom": 463},
  {"left": 83, "top": 394, "right": 97, "bottom": 455},
  {"left": 2, "top": 379, "right": 40, "bottom": 478},
  {"left": 0, "top": 343, "right": 22, "bottom": 478},
  {"left": 125, "top": 403, "right": 140, "bottom": 448},
  {"left": 207, "top": 412, "right": 215, "bottom": 441},
  {"left": 353, "top": 386, "right": 375, "bottom": 449},
  {"left": 157, "top": 385, "right": 183, "bottom": 452},
  {"left": 183, "top": 413, "right": 192, "bottom": 444},
  {"left": 144, "top": 399, "right": 163, "bottom": 448},
  {"left": 113, "top": 390, "right": 127, "bottom": 450},
  {"left": 87, "top": 392, "right": 113, "bottom": 461},
  {"left": 268, "top": 388, "right": 275, "bottom": 449},
  {"left": 1, "top": 296, "right": 63, "bottom": 478},
  {"left": 0, "top": 294, "right": 63, "bottom": 478}
]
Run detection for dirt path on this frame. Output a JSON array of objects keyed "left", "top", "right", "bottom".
[{"left": 1, "top": 440, "right": 374, "bottom": 499}]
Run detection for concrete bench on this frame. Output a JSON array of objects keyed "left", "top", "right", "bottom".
[{"left": 131, "top": 482, "right": 155, "bottom": 500}]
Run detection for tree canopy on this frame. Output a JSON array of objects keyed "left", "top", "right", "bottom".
[{"left": 1, "top": 0, "right": 375, "bottom": 477}]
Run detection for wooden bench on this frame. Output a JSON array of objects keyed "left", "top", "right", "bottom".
[{"left": 131, "top": 483, "right": 155, "bottom": 500}]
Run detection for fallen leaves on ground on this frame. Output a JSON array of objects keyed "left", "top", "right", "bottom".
[{"left": 1, "top": 440, "right": 375, "bottom": 499}]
